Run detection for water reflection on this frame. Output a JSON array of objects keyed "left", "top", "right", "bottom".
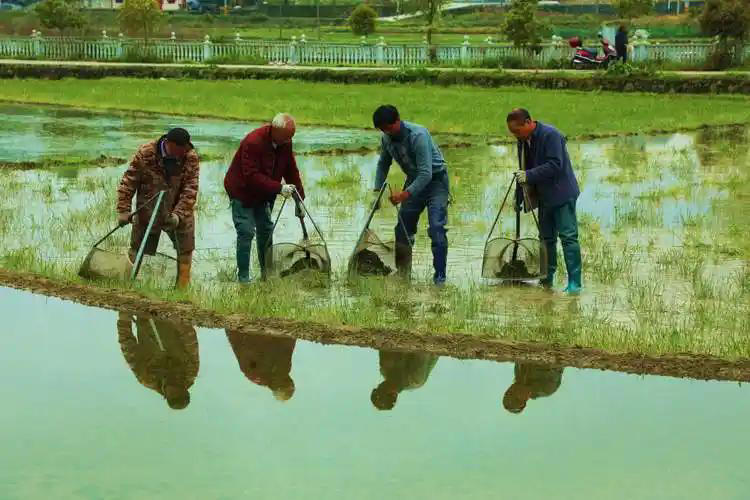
[
  {"left": 226, "top": 330, "right": 297, "bottom": 402},
  {"left": 371, "top": 350, "right": 439, "bottom": 411},
  {"left": 116, "top": 312, "right": 199, "bottom": 410},
  {"left": 502, "top": 362, "right": 564, "bottom": 414}
]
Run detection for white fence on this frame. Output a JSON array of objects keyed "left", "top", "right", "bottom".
[{"left": 0, "top": 32, "right": 744, "bottom": 67}]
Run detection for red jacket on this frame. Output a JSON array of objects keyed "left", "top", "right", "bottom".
[{"left": 224, "top": 125, "right": 305, "bottom": 207}]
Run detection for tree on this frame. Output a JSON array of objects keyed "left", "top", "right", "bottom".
[
  {"left": 502, "top": 0, "right": 550, "bottom": 48},
  {"left": 700, "top": 0, "right": 750, "bottom": 67},
  {"left": 615, "top": 0, "right": 653, "bottom": 20},
  {"left": 34, "top": 0, "right": 86, "bottom": 37},
  {"left": 417, "top": 0, "right": 448, "bottom": 44},
  {"left": 119, "top": 0, "right": 164, "bottom": 44},
  {"left": 349, "top": 3, "right": 377, "bottom": 37}
]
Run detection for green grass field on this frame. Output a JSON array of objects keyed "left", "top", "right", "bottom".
[{"left": 2, "top": 78, "right": 749, "bottom": 138}]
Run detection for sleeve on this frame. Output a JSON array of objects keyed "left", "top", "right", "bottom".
[
  {"left": 374, "top": 137, "right": 393, "bottom": 190},
  {"left": 282, "top": 152, "right": 305, "bottom": 200},
  {"left": 404, "top": 132, "right": 433, "bottom": 196},
  {"left": 116, "top": 150, "right": 142, "bottom": 215},
  {"left": 526, "top": 132, "right": 564, "bottom": 185},
  {"left": 173, "top": 152, "right": 200, "bottom": 220},
  {"left": 240, "top": 142, "right": 283, "bottom": 196}
]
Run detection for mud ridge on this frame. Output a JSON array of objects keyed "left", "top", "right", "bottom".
[{"left": 2, "top": 268, "right": 750, "bottom": 382}]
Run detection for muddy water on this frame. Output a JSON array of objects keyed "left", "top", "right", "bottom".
[
  {"left": 1, "top": 285, "right": 749, "bottom": 499},
  {"left": 1, "top": 104, "right": 749, "bottom": 352},
  {"left": 0, "top": 103, "right": 377, "bottom": 161},
  {"left": 1, "top": 103, "right": 744, "bottom": 285}
]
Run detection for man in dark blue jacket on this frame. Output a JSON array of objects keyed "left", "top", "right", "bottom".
[{"left": 506, "top": 108, "right": 582, "bottom": 293}]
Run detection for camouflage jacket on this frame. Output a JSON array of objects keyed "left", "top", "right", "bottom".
[{"left": 117, "top": 140, "right": 200, "bottom": 241}]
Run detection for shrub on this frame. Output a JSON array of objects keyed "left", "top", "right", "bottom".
[
  {"left": 502, "top": 0, "right": 551, "bottom": 48},
  {"left": 34, "top": 0, "right": 86, "bottom": 37},
  {"left": 349, "top": 4, "right": 377, "bottom": 37}
]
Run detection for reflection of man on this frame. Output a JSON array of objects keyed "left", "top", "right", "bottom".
[
  {"left": 116, "top": 312, "right": 199, "bottom": 410},
  {"left": 371, "top": 350, "right": 438, "bottom": 411},
  {"left": 503, "top": 362, "right": 563, "bottom": 414},
  {"left": 226, "top": 330, "right": 296, "bottom": 401}
]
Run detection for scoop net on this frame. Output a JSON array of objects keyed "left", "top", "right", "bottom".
[
  {"left": 263, "top": 190, "right": 331, "bottom": 280},
  {"left": 347, "top": 183, "right": 408, "bottom": 278},
  {"left": 481, "top": 177, "right": 547, "bottom": 282}
]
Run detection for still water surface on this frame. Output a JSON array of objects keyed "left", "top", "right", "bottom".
[{"left": 1, "top": 286, "right": 748, "bottom": 499}]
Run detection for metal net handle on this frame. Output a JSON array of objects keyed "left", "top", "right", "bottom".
[
  {"left": 265, "top": 186, "right": 328, "bottom": 256},
  {"left": 484, "top": 175, "right": 542, "bottom": 248}
]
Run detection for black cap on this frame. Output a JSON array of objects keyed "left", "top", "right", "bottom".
[{"left": 165, "top": 128, "right": 191, "bottom": 146}]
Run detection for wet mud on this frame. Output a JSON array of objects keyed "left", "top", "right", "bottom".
[{"left": 2, "top": 269, "right": 750, "bottom": 383}]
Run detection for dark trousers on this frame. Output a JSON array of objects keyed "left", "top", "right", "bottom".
[
  {"left": 395, "top": 171, "right": 450, "bottom": 281},
  {"left": 538, "top": 198, "right": 581, "bottom": 285},
  {"left": 231, "top": 199, "right": 274, "bottom": 280}
]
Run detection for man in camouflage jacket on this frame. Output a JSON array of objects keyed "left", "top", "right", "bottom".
[{"left": 117, "top": 128, "right": 199, "bottom": 288}]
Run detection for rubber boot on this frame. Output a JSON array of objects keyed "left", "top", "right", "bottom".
[
  {"left": 432, "top": 245, "right": 447, "bottom": 286},
  {"left": 539, "top": 243, "right": 557, "bottom": 289},
  {"left": 395, "top": 242, "right": 412, "bottom": 280},
  {"left": 539, "top": 272, "right": 555, "bottom": 289},
  {"left": 176, "top": 255, "right": 192, "bottom": 289},
  {"left": 562, "top": 245, "right": 582, "bottom": 294}
]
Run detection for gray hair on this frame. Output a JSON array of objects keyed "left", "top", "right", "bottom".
[{"left": 271, "top": 113, "right": 296, "bottom": 130}]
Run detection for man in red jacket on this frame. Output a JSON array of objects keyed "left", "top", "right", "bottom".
[{"left": 224, "top": 113, "right": 305, "bottom": 283}]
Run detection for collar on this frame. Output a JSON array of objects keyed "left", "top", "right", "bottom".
[
  {"left": 390, "top": 121, "right": 411, "bottom": 143},
  {"left": 530, "top": 121, "right": 542, "bottom": 141}
]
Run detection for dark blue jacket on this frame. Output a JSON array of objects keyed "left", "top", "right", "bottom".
[{"left": 517, "top": 121, "right": 580, "bottom": 208}]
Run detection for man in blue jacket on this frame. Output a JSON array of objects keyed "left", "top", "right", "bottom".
[
  {"left": 506, "top": 108, "right": 582, "bottom": 293},
  {"left": 373, "top": 105, "right": 450, "bottom": 286}
]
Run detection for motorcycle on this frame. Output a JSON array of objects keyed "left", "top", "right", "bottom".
[{"left": 569, "top": 35, "right": 617, "bottom": 69}]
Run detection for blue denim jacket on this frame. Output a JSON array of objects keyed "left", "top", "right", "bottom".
[
  {"left": 375, "top": 121, "right": 447, "bottom": 196},
  {"left": 518, "top": 121, "right": 580, "bottom": 208}
]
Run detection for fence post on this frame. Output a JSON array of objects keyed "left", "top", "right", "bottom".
[
  {"left": 117, "top": 33, "right": 124, "bottom": 59},
  {"left": 461, "top": 35, "right": 470, "bottom": 65},
  {"left": 550, "top": 34, "right": 563, "bottom": 62},
  {"left": 632, "top": 29, "right": 650, "bottom": 63},
  {"left": 288, "top": 36, "right": 298, "bottom": 65},
  {"left": 202, "top": 34, "right": 212, "bottom": 62},
  {"left": 376, "top": 36, "right": 385, "bottom": 65},
  {"left": 422, "top": 35, "right": 428, "bottom": 64},
  {"left": 32, "top": 30, "right": 42, "bottom": 58}
]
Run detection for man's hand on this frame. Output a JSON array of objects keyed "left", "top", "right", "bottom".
[
  {"left": 117, "top": 212, "right": 132, "bottom": 227},
  {"left": 389, "top": 190, "right": 410, "bottom": 206},
  {"left": 280, "top": 184, "right": 295, "bottom": 199},
  {"left": 371, "top": 190, "right": 382, "bottom": 210},
  {"left": 514, "top": 171, "right": 527, "bottom": 184},
  {"left": 163, "top": 213, "right": 180, "bottom": 231}
]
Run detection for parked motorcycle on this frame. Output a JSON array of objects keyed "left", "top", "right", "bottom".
[{"left": 569, "top": 35, "right": 617, "bottom": 69}]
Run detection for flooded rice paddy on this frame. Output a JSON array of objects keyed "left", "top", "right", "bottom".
[
  {"left": 1, "top": 286, "right": 750, "bottom": 499},
  {"left": 0, "top": 103, "right": 749, "bottom": 358}
]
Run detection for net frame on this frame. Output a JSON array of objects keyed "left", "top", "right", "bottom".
[
  {"left": 262, "top": 187, "right": 331, "bottom": 280},
  {"left": 481, "top": 176, "right": 548, "bottom": 282},
  {"left": 346, "top": 182, "right": 412, "bottom": 279}
]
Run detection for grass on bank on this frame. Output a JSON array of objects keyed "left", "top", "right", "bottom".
[{"left": 2, "top": 78, "right": 750, "bottom": 138}]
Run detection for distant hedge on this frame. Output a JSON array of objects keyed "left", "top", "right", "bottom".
[{"left": 1, "top": 62, "right": 749, "bottom": 94}]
